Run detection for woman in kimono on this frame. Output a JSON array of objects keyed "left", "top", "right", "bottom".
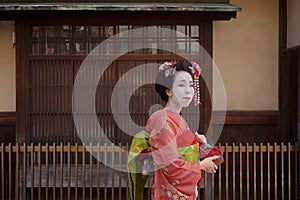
[{"left": 146, "top": 60, "right": 220, "bottom": 200}]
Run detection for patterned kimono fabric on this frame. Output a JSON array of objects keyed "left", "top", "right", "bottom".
[{"left": 147, "top": 110, "right": 201, "bottom": 200}]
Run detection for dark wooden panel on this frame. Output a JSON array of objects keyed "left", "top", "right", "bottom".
[
  {"left": 11, "top": 11, "right": 235, "bottom": 24},
  {"left": 280, "top": 46, "right": 300, "bottom": 143},
  {"left": 213, "top": 111, "right": 279, "bottom": 144},
  {"left": 216, "top": 124, "right": 279, "bottom": 144},
  {"left": 0, "top": 112, "right": 16, "bottom": 144},
  {"left": 224, "top": 111, "right": 278, "bottom": 125}
]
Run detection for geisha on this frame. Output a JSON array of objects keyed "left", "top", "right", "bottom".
[{"left": 128, "top": 60, "right": 223, "bottom": 200}]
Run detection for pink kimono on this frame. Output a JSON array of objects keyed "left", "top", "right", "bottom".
[{"left": 146, "top": 110, "right": 202, "bottom": 200}]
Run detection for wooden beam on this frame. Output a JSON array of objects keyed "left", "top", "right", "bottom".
[
  {"left": 279, "top": 0, "right": 287, "bottom": 141},
  {"left": 15, "top": 18, "right": 31, "bottom": 143}
]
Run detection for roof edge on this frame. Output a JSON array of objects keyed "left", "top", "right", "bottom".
[{"left": 0, "top": 3, "right": 242, "bottom": 12}]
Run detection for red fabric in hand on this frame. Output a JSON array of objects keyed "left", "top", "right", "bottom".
[{"left": 199, "top": 143, "right": 224, "bottom": 165}]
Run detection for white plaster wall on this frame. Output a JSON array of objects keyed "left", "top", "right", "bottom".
[
  {"left": 0, "top": 21, "right": 15, "bottom": 112},
  {"left": 213, "top": 0, "right": 279, "bottom": 110}
]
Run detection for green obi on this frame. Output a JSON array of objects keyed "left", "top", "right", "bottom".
[{"left": 177, "top": 143, "right": 199, "bottom": 162}]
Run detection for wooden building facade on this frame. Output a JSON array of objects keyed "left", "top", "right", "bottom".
[
  {"left": 0, "top": 0, "right": 246, "bottom": 145},
  {"left": 0, "top": 1, "right": 299, "bottom": 200}
]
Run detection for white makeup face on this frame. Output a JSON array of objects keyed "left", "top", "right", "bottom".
[{"left": 169, "top": 71, "right": 194, "bottom": 108}]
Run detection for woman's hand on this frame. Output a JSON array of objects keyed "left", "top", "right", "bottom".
[
  {"left": 195, "top": 132, "right": 207, "bottom": 144},
  {"left": 199, "top": 156, "right": 220, "bottom": 174}
]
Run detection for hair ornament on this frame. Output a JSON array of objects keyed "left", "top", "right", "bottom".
[
  {"left": 190, "top": 62, "right": 202, "bottom": 77},
  {"left": 189, "top": 62, "right": 202, "bottom": 105},
  {"left": 158, "top": 61, "right": 177, "bottom": 77}
]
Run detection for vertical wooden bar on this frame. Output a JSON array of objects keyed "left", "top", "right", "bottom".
[
  {"left": 82, "top": 145, "right": 86, "bottom": 200},
  {"left": 246, "top": 143, "right": 249, "bottom": 200},
  {"left": 1, "top": 143, "right": 4, "bottom": 200},
  {"left": 97, "top": 143, "right": 100, "bottom": 200},
  {"left": 8, "top": 143, "right": 11, "bottom": 200},
  {"left": 200, "top": 21, "right": 213, "bottom": 136},
  {"left": 118, "top": 143, "right": 122, "bottom": 200},
  {"left": 46, "top": 143, "right": 49, "bottom": 200},
  {"left": 23, "top": 143, "right": 27, "bottom": 200},
  {"left": 67, "top": 143, "right": 71, "bottom": 200},
  {"left": 211, "top": 169, "right": 215, "bottom": 200},
  {"left": 75, "top": 144, "right": 78, "bottom": 200},
  {"left": 60, "top": 143, "right": 63, "bottom": 200},
  {"left": 53, "top": 143, "right": 56, "bottom": 200},
  {"left": 259, "top": 143, "right": 264, "bottom": 199},
  {"left": 281, "top": 143, "right": 284, "bottom": 200},
  {"left": 126, "top": 143, "right": 129, "bottom": 200},
  {"left": 232, "top": 143, "right": 235, "bottom": 200},
  {"left": 104, "top": 144, "right": 107, "bottom": 200},
  {"left": 274, "top": 143, "right": 277, "bottom": 200},
  {"left": 90, "top": 144, "right": 93, "bottom": 200},
  {"left": 288, "top": 143, "right": 291, "bottom": 200},
  {"left": 15, "top": 19, "right": 31, "bottom": 144},
  {"left": 267, "top": 143, "right": 270, "bottom": 200},
  {"left": 38, "top": 143, "right": 41, "bottom": 200},
  {"left": 253, "top": 143, "right": 256, "bottom": 200},
  {"left": 15, "top": 143, "right": 19, "bottom": 200},
  {"left": 112, "top": 144, "right": 115, "bottom": 200},
  {"left": 278, "top": 0, "right": 287, "bottom": 164},
  {"left": 225, "top": 143, "right": 228, "bottom": 200},
  {"left": 260, "top": 143, "right": 263, "bottom": 200},
  {"left": 30, "top": 143, "right": 34, "bottom": 200},
  {"left": 239, "top": 143, "right": 242, "bottom": 200},
  {"left": 295, "top": 143, "right": 298, "bottom": 200}
]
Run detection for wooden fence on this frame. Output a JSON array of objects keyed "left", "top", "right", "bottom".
[{"left": 0, "top": 143, "right": 298, "bottom": 200}]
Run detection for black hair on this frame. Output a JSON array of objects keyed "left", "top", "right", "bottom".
[{"left": 155, "top": 60, "right": 192, "bottom": 102}]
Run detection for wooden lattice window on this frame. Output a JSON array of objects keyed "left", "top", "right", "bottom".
[
  {"left": 30, "top": 25, "right": 201, "bottom": 55},
  {"left": 25, "top": 24, "right": 205, "bottom": 144}
]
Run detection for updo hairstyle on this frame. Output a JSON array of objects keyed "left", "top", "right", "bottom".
[{"left": 155, "top": 60, "right": 192, "bottom": 102}]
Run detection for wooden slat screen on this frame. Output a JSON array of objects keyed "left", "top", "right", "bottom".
[
  {"left": 0, "top": 143, "right": 298, "bottom": 200},
  {"left": 30, "top": 59, "right": 74, "bottom": 144}
]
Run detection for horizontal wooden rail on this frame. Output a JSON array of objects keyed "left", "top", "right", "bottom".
[
  {"left": 0, "top": 142, "right": 298, "bottom": 153},
  {"left": 0, "top": 144, "right": 129, "bottom": 153},
  {"left": 29, "top": 54, "right": 203, "bottom": 61}
]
